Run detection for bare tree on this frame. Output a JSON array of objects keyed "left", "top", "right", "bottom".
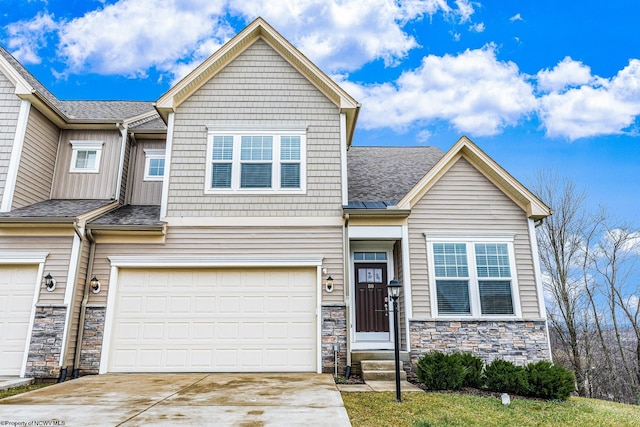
[
  {"left": 532, "top": 171, "right": 591, "bottom": 396},
  {"left": 592, "top": 225, "right": 640, "bottom": 404}
]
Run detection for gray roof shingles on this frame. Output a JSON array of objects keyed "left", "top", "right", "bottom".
[
  {"left": 89, "top": 205, "right": 164, "bottom": 227},
  {"left": 347, "top": 146, "right": 444, "bottom": 205},
  {"left": 0, "top": 46, "right": 156, "bottom": 122},
  {"left": 0, "top": 199, "right": 114, "bottom": 218}
]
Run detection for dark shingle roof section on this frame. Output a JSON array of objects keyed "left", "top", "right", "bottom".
[
  {"left": 58, "top": 100, "right": 155, "bottom": 121},
  {"left": 129, "top": 116, "right": 167, "bottom": 131},
  {"left": 0, "top": 199, "right": 114, "bottom": 218},
  {"left": 89, "top": 205, "right": 164, "bottom": 227},
  {"left": 347, "top": 146, "right": 444, "bottom": 204},
  {"left": 1, "top": 46, "right": 156, "bottom": 122}
]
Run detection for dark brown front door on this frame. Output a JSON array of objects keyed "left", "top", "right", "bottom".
[{"left": 355, "top": 263, "right": 389, "bottom": 333}]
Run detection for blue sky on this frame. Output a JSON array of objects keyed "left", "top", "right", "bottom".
[{"left": 1, "top": 0, "right": 638, "bottom": 223}]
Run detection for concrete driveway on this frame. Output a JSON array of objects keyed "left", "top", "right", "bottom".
[{"left": 0, "top": 373, "right": 351, "bottom": 426}]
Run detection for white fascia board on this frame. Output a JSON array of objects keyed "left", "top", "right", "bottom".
[
  {"left": 108, "top": 256, "right": 324, "bottom": 268},
  {"left": 114, "top": 127, "right": 128, "bottom": 201},
  {"left": 1, "top": 100, "right": 31, "bottom": 212},
  {"left": 349, "top": 225, "right": 403, "bottom": 239},
  {"left": 164, "top": 216, "right": 343, "bottom": 227}
]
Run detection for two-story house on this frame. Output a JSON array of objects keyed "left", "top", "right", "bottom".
[{"left": 0, "top": 18, "right": 551, "bottom": 380}]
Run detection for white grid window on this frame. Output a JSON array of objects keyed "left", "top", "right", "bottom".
[
  {"left": 70, "top": 140, "right": 103, "bottom": 173},
  {"left": 143, "top": 149, "right": 165, "bottom": 181},
  {"left": 205, "top": 127, "right": 306, "bottom": 194},
  {"left": 428, "top": 238, "right": 519, "bottom": 318}
]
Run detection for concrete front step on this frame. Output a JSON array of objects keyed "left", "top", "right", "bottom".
[
  {"left": 361, "top": 360, "right": 407, "bottom": 381},
  {"left": 362, "top": 369, "right": 407, "bottom": 381},
  {"left": 351, "top": 350, "right": 411, "bottom": 375}
]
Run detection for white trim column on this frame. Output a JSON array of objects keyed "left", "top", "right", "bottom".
[
  {"left": 1, "top": 100, "right": 31, "bottom": 212},
  {"left": 160, "top": 112, "right": 175, "bottom": 218}
]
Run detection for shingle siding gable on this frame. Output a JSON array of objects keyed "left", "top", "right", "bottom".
[{"left": 167, "top": 39, "right": 342, "bottom": 217}]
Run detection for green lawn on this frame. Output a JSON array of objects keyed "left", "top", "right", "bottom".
[
  {"left": 0, "top": 384, "right": 51, "bottom": 400},
  {"left": 341, "top": 392, "right": 640, "bottom": 427}
]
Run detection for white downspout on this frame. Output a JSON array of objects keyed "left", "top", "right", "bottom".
[{"left": 160, "top": 112, "right": 175, "bottom": 219}]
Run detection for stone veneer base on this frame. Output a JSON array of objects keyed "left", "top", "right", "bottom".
[
  {"left": 25, "top": 306, "right": 66, "bottom": 378},
  {"left": 79, "top": 306, "right": 106, "bottom": 376},
  {"left": 409, "top": 319, "right": 550, "bottom": 369},
  {"left": 321, "top": 304, "right": 347, "bottom": 375}
]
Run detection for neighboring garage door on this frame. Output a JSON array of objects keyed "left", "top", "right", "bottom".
[
  {"left": 0, "top": 265, "right": 37, "bottom": 376},
  {"left": 108, "top": 267, "right": 317, "bottom": 373}
]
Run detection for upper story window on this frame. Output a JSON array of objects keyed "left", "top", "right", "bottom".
[
  {"left": 70, "top": 140, "right": 103, "bottom": 173},
  {"left": 143, "top": 149, "right": 165, "bottom": 181},
  {"left": 206, "top": 126, "right": 307, "bottom": 194},
  {"left": 427, "top": 236, "right": 519, "bottom": 318}
]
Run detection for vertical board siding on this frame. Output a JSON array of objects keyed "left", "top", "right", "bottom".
[
  {"left": 408, "top": 158, "right": 540, "bottom": 319},
  {"left": 89, "top": 225, "right": 344, "bottom": 305},
  {"left": 13, "top": 108, "right": 60, "bottom": 208},
  {"left": 51, "top": 129, "right": 122, "bottom": 199},
  {"left": 0, "top": 72, "right": 22, "bottom": 203},
  {"left": 0, "top": 235, "right": 74, "bottom": 305},
  {"left": 128, "top": 139, "right": 164, "bottom": 205},
  {"left": 168, "top": 39, "right": 343, "bottom": 217}
]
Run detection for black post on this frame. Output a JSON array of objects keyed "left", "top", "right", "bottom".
[{"left": 392, "top": 295, "right": 401, "bottom": 402}]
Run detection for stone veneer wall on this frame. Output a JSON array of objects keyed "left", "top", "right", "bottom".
[
  {"left": 78, "top": 306, "right": 106, "bottom": 375},
  {"left": 409, "top": 320, "right": 550, "bottom": 368},
  {"left": 321, "top": 304, "right": 347, "bottom": 375},
  {"left": 25, "top": 305, "right": 66, "bottom": 378}
]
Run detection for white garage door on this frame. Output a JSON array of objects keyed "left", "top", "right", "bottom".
[
  {"left": 108, "top": 267, "right": 317, "bottom": 373},
  {"left": 0, "top": 265, "right": 37, "bottom": 376}
]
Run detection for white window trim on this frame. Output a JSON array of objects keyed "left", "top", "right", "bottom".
[
  {"left": 205, "top": 126, "right": 307, "bottom": 194},
  {"left": 69, "top": 140, "right": 103, "bottom": 173},
  {"left": 425, "top": 234, "right": 522, "bottom": 319},
  {"left": 143, "top": 148, "right": 165, "bottom": 181}
]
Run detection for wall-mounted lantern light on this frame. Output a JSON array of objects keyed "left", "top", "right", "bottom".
[
  {"left": 325, "top": 276, "right": 334, "bottom": 293},
  {"left": 90, "top": 276, "right": 101, "bottom": 294},
  {"left": 44, "top": 273, "right": 56, "bottom": 292}
]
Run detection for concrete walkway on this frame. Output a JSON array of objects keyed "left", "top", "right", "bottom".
[
  {"left": 336, "top": 380, "right": 423, "bottom": 392},
  {"left": 0, "top": 373, "right": 351, "bottom": 426},
  {"left": 0, "top": 377, "right": 33, "bottom": 391}
]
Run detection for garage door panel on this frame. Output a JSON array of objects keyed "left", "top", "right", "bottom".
[
  {"left": 0, "top": 265, "right": 38, "bottom": 376},
  {"left": 109, "top": 268, "right": 317, "bottom": 372}
]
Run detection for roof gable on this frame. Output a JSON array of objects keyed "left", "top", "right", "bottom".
[
  {"left": 156, "top": 17, "right": 360, "bottom": 144},
  {"left": 397, "top": 136, "right": 551, "bottom": 220}
]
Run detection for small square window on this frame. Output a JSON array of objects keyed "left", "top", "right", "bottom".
[
  {"left": 143, "top": 149, "right": 165, "bottom": 181},
  {"left": 70, "top": 141, "right": 103, "bottom": 173}
]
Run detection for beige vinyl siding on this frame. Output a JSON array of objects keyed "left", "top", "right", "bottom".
[
  {"left": 51, "top": 129, "right": 122, "bottom": 199},
  {"left": 89, "top": 225, "right": 344, "bottom": 305},
  {"left": 12, "top": 108, "right": 60, "bottom": 208},
  {"left": 0, "top": 72, "right": 21, "bottom": 203},
  {"left": 0, "top": 235, "right": 74, "bottom": 305},
  {"left": 63, "top": 238, "right": 89, "bottom": 369},
  {"left": 408, "top": 158, "right": 540, "bottom": 319},
  {"left": 128, "top": 139, "right": 164, "bottom": 205},
  {"left": 168, "top": 39, "right": 342, "bottom": 218}
]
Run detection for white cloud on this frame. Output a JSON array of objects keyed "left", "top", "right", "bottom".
[
  {"left": 228, "top": 0, "right": 457, "bottom": 72},
  {"left": 56, "top": 0, "right": 230, "bottom": 77},
  {"left": 469, "top": 22, "right": 485, "bottom": 33},
  {"left": 510, "top": 13, "right": 522, "bottom": 22},
  {"left": 455, "top": 0, "right": 474, "bottom": 23},
  {"left": 340, "top": 44, "right": 536, "bottom": 136},
  {"left": 538, "top": 59, "right": 640, "bottom": 140},
  {"left": 5, "top": 11, "right": 57, "bottom": 64},
  {"left": 536, "top": 57, "right": 595, "bottom": 93}
]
